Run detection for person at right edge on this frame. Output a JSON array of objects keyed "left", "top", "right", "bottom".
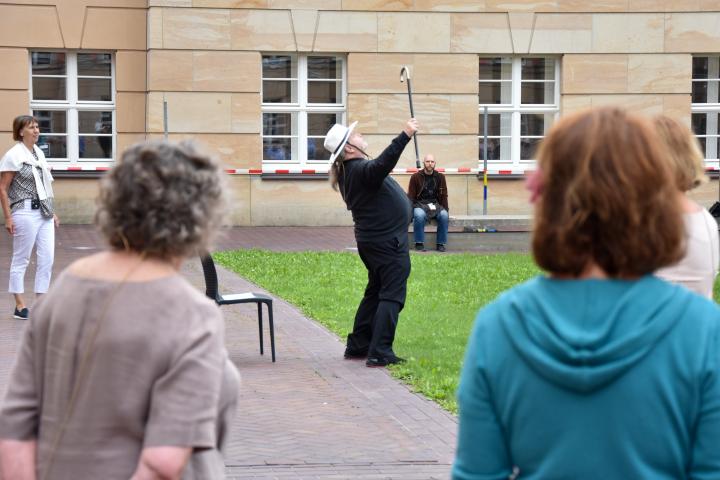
[
  {"left": 653, "top": 114, "right": 719, "bottom": 298},
  {"left": 325, "top": 118, "right": 419, "bottom": 368},
  {"left": 452, "top": 107, "right": 720, "bottom": 479}
]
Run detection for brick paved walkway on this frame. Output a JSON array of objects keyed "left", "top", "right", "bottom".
[{"left": 0, "top": 226, "right": 530, "bottom": 479}]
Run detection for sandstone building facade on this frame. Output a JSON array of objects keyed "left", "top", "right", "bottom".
[{"left": 0, "top": 1, "right": 718, "bottom": 224}]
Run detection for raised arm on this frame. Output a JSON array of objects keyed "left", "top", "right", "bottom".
[{"left": 361, "top": 119, "right": 418, "bottom": 187}]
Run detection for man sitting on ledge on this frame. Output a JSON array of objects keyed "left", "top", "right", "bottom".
[{"left": 408, "top": 154, "right": 449, "bottom": 252}]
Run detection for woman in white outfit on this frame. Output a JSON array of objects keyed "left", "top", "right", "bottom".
[
  {"left": 654, "top": 115, "right": 719, "bottom": 298},
  {"left": 0, "top": 115, "right": 59, "bottom": 320}
]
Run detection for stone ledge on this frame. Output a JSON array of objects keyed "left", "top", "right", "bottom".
[{"left": 450, "top": 215, "right": 532, "bottom": 231}]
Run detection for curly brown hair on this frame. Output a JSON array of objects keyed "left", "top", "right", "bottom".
[
  {"left": 95, "top": 141, "right": 225, "bottom": 260},
  {"left": 532, "top": 107, "right": 685, "bottom": 277}
]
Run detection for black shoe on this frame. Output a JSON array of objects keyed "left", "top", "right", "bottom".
[
  {"left": 366, "top": 355, "right": 406, "bottom": 368},
  {"left": 436, "top": 244, "right": 446, "bottom": 252},
  {"left": 344, "top": 348, "right": 368, "bottom": 360},
  {"left": 415, "top": 242, "right": 425, "bottom": 251},
  {"left": 13, "top": 307, "right": 28, "bottom": 320}
]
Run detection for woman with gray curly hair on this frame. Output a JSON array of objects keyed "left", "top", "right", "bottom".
[{"left": 0, "top": 141, "right": 239, "bottom": 480}]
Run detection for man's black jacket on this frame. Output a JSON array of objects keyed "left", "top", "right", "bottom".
[{"left": 338, "top": 132, "right": 412, "bottom": 243}]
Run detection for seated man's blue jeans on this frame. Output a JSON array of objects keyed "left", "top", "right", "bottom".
[{"left": 413, "top": 207, "right": 449, "bottom": 245}]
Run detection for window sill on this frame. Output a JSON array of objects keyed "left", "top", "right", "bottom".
[
  {"left": 260, "top": 172, "right": 329, "bottom": 180},
  {"left": 51, "top": 169, "right": 107, "bottom": 178}
]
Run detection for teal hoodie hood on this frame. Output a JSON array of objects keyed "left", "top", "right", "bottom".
[{"left": 501, "top": 275, "right": 693, "bottom": 393}]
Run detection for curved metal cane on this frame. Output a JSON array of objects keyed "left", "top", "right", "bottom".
[{"left": 400, "top": 66, "right": 421, "bottom": 169}]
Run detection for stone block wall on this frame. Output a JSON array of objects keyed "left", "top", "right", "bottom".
[
  {"left": 0, "top": 1, "right": 147, "bottom": 223},
  {"left": 1, "top": 1, "right": 719, "bottom": 224}
]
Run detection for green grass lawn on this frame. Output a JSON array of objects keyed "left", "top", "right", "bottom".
[
  {"left": 214, "top": 249, "right": 541, "bottom": 413},
  {"left": 215, "top": 249, "right": 720, "bottom": 413}
]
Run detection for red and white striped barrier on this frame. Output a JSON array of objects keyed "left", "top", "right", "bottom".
[
  {"left": 218, "top": 167, "right": 533, "bottom": 176},
  {"left": 49, "top": 166, "right": 111, "bottom": 172},
  {"left": 46, "top": 165, "right": 720, "bottom": 175}
]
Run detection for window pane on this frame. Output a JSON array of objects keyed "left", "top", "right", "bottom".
[
  {"left": 479, "top": 57, "right": 511, "bottom": 80},
  {"left": 693, "top": 81, "right": 708, "bottom": 103},
  {"left": 308, "top": 113, "right": 342, "bottom": 136},
  {"left": 31, "top": 52, "right": 66, "bottom": 75},
  {"left": 79, "top": 136, "right": 112, "bottom": 158},
  {"left": 78, "top": 78, "right": 112, "bottom": 101},
  {"left": 263, "top": 138, "right": 295, "bottom": 161},
  {"left": 479, "top": 137, "right": 510, "bottom": 161},
  {"left": 77, "top": 53, "right": 112, "bottom": 76},
  {"left": 308, "top": 138, "right": 330, "bottom": 161},
  {"left": 32, "top": 77, "right": 66, "bottom": 100},
  {"left": 479, "top": 81, "right": 511, "bottom": 104},
  {"left": 520, "top": 137, "right": 542, "bottom": 160},
  {"left": 521, "top": 113, "right": 553, "bottom": 136},
  {"left": 37, "top": 136, "right": 66, "bottom": 158},
  {"left": 308, "top": 81, "right": 341, "bottom": 103},
  {"left": 693, "top": 57, "right": 709, "bottom": 79},
  {"left": 263, "top": 112, "right": 295, "bottom": 136},
  {"left": 521, "top": 81, "right": 555, "bottom": 104},
  {"left": 479, "top": 112, "right": 512, "bottom": 137},
  {"left": 33, "top": 110, "right": 67, "bottom": 134},
  {"left": 694, "top": 80, "right": 720, "bottom": 104},
  {"left": 698, "top": 136, "right": 720, "bottom": 159},
  {"left": 78, "top": 111, "right": 113, "bottom": 134},
  {"left": 262, "top": 55, "right": 294, "bottom": 79},
  {"left": 692, "top": 112, "right": 710, "bottom": 135},
  {"left": 263, "top": 80, "right": 296, "bottom": 103},
  {"left": 522, "top": 58, "right": 554, "bottom": 80},
  {"left": 308, "top": 56, "right": 341, "bottom": 80}
]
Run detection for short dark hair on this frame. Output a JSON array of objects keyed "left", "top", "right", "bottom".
[
  {"left": 12, "top": 115, "right": 37, "bottom": 141},
  {"left": 532, "top": 107, "right": 685, "bottom": 277},
  {"left": 95, "top": 141, "right": 226, "bottom": 260}
]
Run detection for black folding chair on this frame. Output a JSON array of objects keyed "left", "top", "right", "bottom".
[{"left": 200, "top": 252, "right": 276, "bottom": 362}]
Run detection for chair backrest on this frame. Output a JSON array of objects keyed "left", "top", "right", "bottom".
[{"left": 199, "top": 251, "right": 222, "bottom": 304}]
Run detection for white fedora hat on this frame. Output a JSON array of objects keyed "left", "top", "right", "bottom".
[{"left": 324, "top": 121, "right": 358, "bottom": 164}]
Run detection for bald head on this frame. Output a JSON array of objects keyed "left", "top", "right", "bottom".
[{"left": 423, "top": 154, "right": 436, "bottom": 174}]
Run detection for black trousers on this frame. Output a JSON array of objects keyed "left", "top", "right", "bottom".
[{"left": 346, "top": 234, "right": 411, "bottom": 358}]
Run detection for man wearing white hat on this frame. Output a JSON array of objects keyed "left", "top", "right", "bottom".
[{"left": 325, "top": 118, "right": 419, "bottom": 368}]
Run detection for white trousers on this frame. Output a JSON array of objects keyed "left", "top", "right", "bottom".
[{"left": 9, "top": 200, "right": 55, "bottom": 294}]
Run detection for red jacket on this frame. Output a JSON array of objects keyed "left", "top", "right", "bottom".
[{"left": 407, "top": 170, "right": 449, "bottom": 211}]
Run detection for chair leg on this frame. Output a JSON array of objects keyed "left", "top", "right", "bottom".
[
  {"left": 267, "top": 301, "right": 276, "bottom": 363},
  {"left": 257, "top": 302, "right": 264, "bottom": 356}
]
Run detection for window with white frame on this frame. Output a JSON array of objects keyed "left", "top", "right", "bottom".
[
  {"left": 30, "top": 51, "right": 114, "bottom": 166},
  {"left": 691, "top": 55, "right": 719, "bottom": 168},
  {"left": 478, "top": 57, "right": 559, "bottom": 170},
  {"left": 261, "top": 54, "right": 346, "bottom": 169}
]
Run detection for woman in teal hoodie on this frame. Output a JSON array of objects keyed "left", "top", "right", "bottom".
[{"left": 453, "top": 107, "right": 720, "bottom": 480}]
